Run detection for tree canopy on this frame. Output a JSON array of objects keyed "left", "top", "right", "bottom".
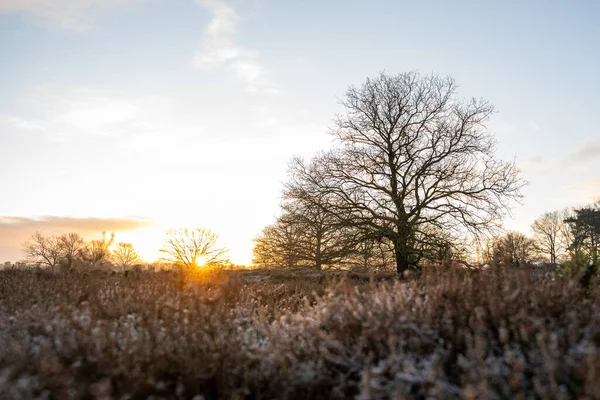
[{"left": 285, "top": 72, "right": 524, "bottom": 274}]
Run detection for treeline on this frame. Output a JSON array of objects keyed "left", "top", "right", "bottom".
[
  {"left": 485, "top": 203, "right": 600, "bottom": 268},
  {"left": 8, "top": 227, "right": 230, "bottom": 278},
  {"left": 16, "top": 231, "right": 142, "bottom": 271},
  {"left": 252, "top": 71, "right": 598, "bottom": 275},
  {"left": 254, "top": 198, "right": 600, "bottom": 273}
]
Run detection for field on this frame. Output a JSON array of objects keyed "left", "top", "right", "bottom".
[{"left": 0, "top": 267, "right": 599, "bottom": 399}]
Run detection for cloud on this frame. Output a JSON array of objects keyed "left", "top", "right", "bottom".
[
  {"left": 562, "top": 140, "right": 600, "bottom": 166},
  {"left": 56, "top": 99, "right": 140, "bottom": 130},
  {"left": 0, "top": 216, "right": 152, "bottom": 262},
  {"left": 1, "top": 86, "right": 154, "bottom": 140},
  {"left": 0, "top": 114, "right": 44, "bottom": 131},
  {"left": 0, "top": 215, "right": 150, "bottom": 231},
  {"left": 518, "top": 139, "right": 600, "bottom": 173},
  {"left": 192, "top": 0, "right": 278, "bottom": 94},
  {"left": 0, "top": 0, "right": 139, "bottom": 29}
]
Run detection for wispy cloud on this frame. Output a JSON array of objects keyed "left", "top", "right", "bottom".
[
  {"left": 0, "top": 215, "right": 150, "bottom": 232},
  {"left": 518, "top": 138, "right": 600, "bottom": 173},
  {"left": 192, "top": 0, "right": 278, "bottom": 94},
  {"left": 0, "top": 0, "right": 139, "bottom": 30},
  {"left": 562, "top": 140, "right": 600, "bottom": 166},
  {"left": 2, "top": 85, "right": 153, "bottom": 140},
  {"left": 0, "top": 114, "right": 43, "bottom": 131}
]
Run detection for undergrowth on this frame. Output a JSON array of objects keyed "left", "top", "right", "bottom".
[{"left": 0, "top": 267, "right": 598, "bottom": 399}]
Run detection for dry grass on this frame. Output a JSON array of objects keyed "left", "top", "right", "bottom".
[{"left": 0, "top": 266, "right": 598, "bottom": 399}]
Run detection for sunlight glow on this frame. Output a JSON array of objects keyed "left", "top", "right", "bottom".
[
  {"left": 194, "top": 255, "right": 210, "bottom": 267},
  {"left": 114, "top": 228, "right": 164, "bottom": 263}
]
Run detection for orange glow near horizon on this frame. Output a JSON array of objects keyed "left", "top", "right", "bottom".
[{"left": 112, "top": 224, "right": 248, "bottom": 266}]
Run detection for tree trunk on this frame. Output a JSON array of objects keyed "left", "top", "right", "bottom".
[
  {"left": 315, "top": 234, "right": 322, "bottom": 270},
  {"left": 394, "top": 241, "right": 409, "bottom": 276}
]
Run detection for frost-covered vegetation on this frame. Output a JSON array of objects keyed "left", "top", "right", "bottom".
[{"left": 0, "top": 266, "right": 598, "bottom": 399}]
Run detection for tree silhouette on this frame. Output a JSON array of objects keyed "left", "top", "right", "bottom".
[
  {"left": 565, "top": 201, "right": 600, "bottom": 262},
  {"left": 531, "top": 211, "right": 565, "bottom": 263},
  {"left": 79, "top": 232, "right": 114, "bottom": 268},
  {"left": 492, "top": 231, "right": 536, "bottom": 267},
  {"left": 252, "top": 218, "right": 304, "bottom": 268},
  {"left": 112, "top": 242, "right": 141, "bottom": 269},
  {"left": 286, "top": 72, "right": 524, "bottom": 275},
  {"left": 22, "top": 232, "right": 63, "bottom": 270},
  {"left": 59, "top": 233, "right": 85, "bottom": 270},
  {"left": 160, "top": 228, "right": 228, "bottom": 269}
]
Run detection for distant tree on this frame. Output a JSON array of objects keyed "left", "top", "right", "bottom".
[
  {"left": 160, "top": 228, "right": 228, "bottom": 269},
  {"left": 252, "top": 217, "right": 304, "bottom": 268},
  {"left": 253, "top": 184, "right": 361, "bottom": 270},
  {"left": 286, "top": 72, "right": 524, "bottom": 275},
  {"left": 161, "top": 228, "right": 228, "bottom": 289},
  {"left": 560, "top": 208, "right": 577, "bottom": 253},
  {"left": 112, "top": 242, "right": 141, "bottom": 269},
  {"left": 565, "top": 201, "right": 600, "bottom": 262},
  {"left": 282, "top": 192, "right": 361, "bottom": 269},
  {"left": 531, "top": 211, "right": 565, "bottom": 263},
  {"left": 22, "top": 232, "right": 64, "bottom": 270},
  {"left": 58, "top": 233, "right": 85, "bottom": 270},
  {"left": 492, "top": 231, "right": 537, "bottom": 266},
  {"left": 79, "top": 232, "right": 115, "bottom": 268}
]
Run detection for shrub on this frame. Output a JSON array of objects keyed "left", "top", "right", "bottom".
[{"left": 0, "top": 267, "right": 598, "bottom": 398}]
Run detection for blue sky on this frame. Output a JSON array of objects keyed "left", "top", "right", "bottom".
[{"left": 0, "top": 0, "right": 599, "bottom": 264}]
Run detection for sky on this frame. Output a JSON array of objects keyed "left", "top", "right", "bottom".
[{"left": 0, "top": 0, "right": 599, "bottom": 264}]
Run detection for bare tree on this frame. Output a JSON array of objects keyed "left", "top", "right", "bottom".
[
  {"left": 531, "top": 211, "right": 565, "bottom": 263},
  {"left": 21, "top": 232, "right": 64, "bottom": 270},
  {"left": 492, "top": 231, "right": 537, "bottom": 267},
  {"left": 286, "top": 72, "right": 524, "bottom": 275},
  {"left": 253, "top": 198, "right": 359, "bottom": 270},
  {"left": 58, "top": 233, "right": 85, "bottom": 270},
  {"left": 79, "top": 232, "right": 115, "bottom": 268},
  {"left": 112, "top": 242, "right": 141, "bottom": 270},
  {"left": 160, "top": 228, "right": 228, "bottom": 269},
  {"left": 282, "top": 194, "right": 360, "bottom": 270},
  {"left": 252, "top": 218, "right": 304, "bottom": 268}
]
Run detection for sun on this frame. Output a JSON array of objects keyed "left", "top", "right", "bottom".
[{"left": 194, "top": 255, "right": 210, "bottom": 267}]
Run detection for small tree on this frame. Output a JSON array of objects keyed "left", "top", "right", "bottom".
[
  {"left": 161, "top": 228, "right": 229, "bottom": 289},
  {"left": 565, "top": 202, "right": 600, "bottom": 262},
  {"left": 493, "top": 231, "right": 536, "bottom": 267},
  {"left": 79, "top": 232, "right": 115, "bottom": 268},
  {"left": 58, "top": 233, "right": 85, "bottom": 270},
  {"left": 22, "top": 232, "right": 64, "bottom": 270},
  {"left": 531, "top": 211, "right": 565, "bottom": 263},
  {"left": 253, "top": 218, "right": 303, "bottom": 268},
  {"left": 161, "top": 228, "right": 228, "bottom": 269},
  {"left": 112, "top": 242, "right": 141, "bottom": 270}
]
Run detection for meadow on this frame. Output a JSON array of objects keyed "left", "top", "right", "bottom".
[{"left": 0, "top": 266, "right": 598, "bottom": 399}]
